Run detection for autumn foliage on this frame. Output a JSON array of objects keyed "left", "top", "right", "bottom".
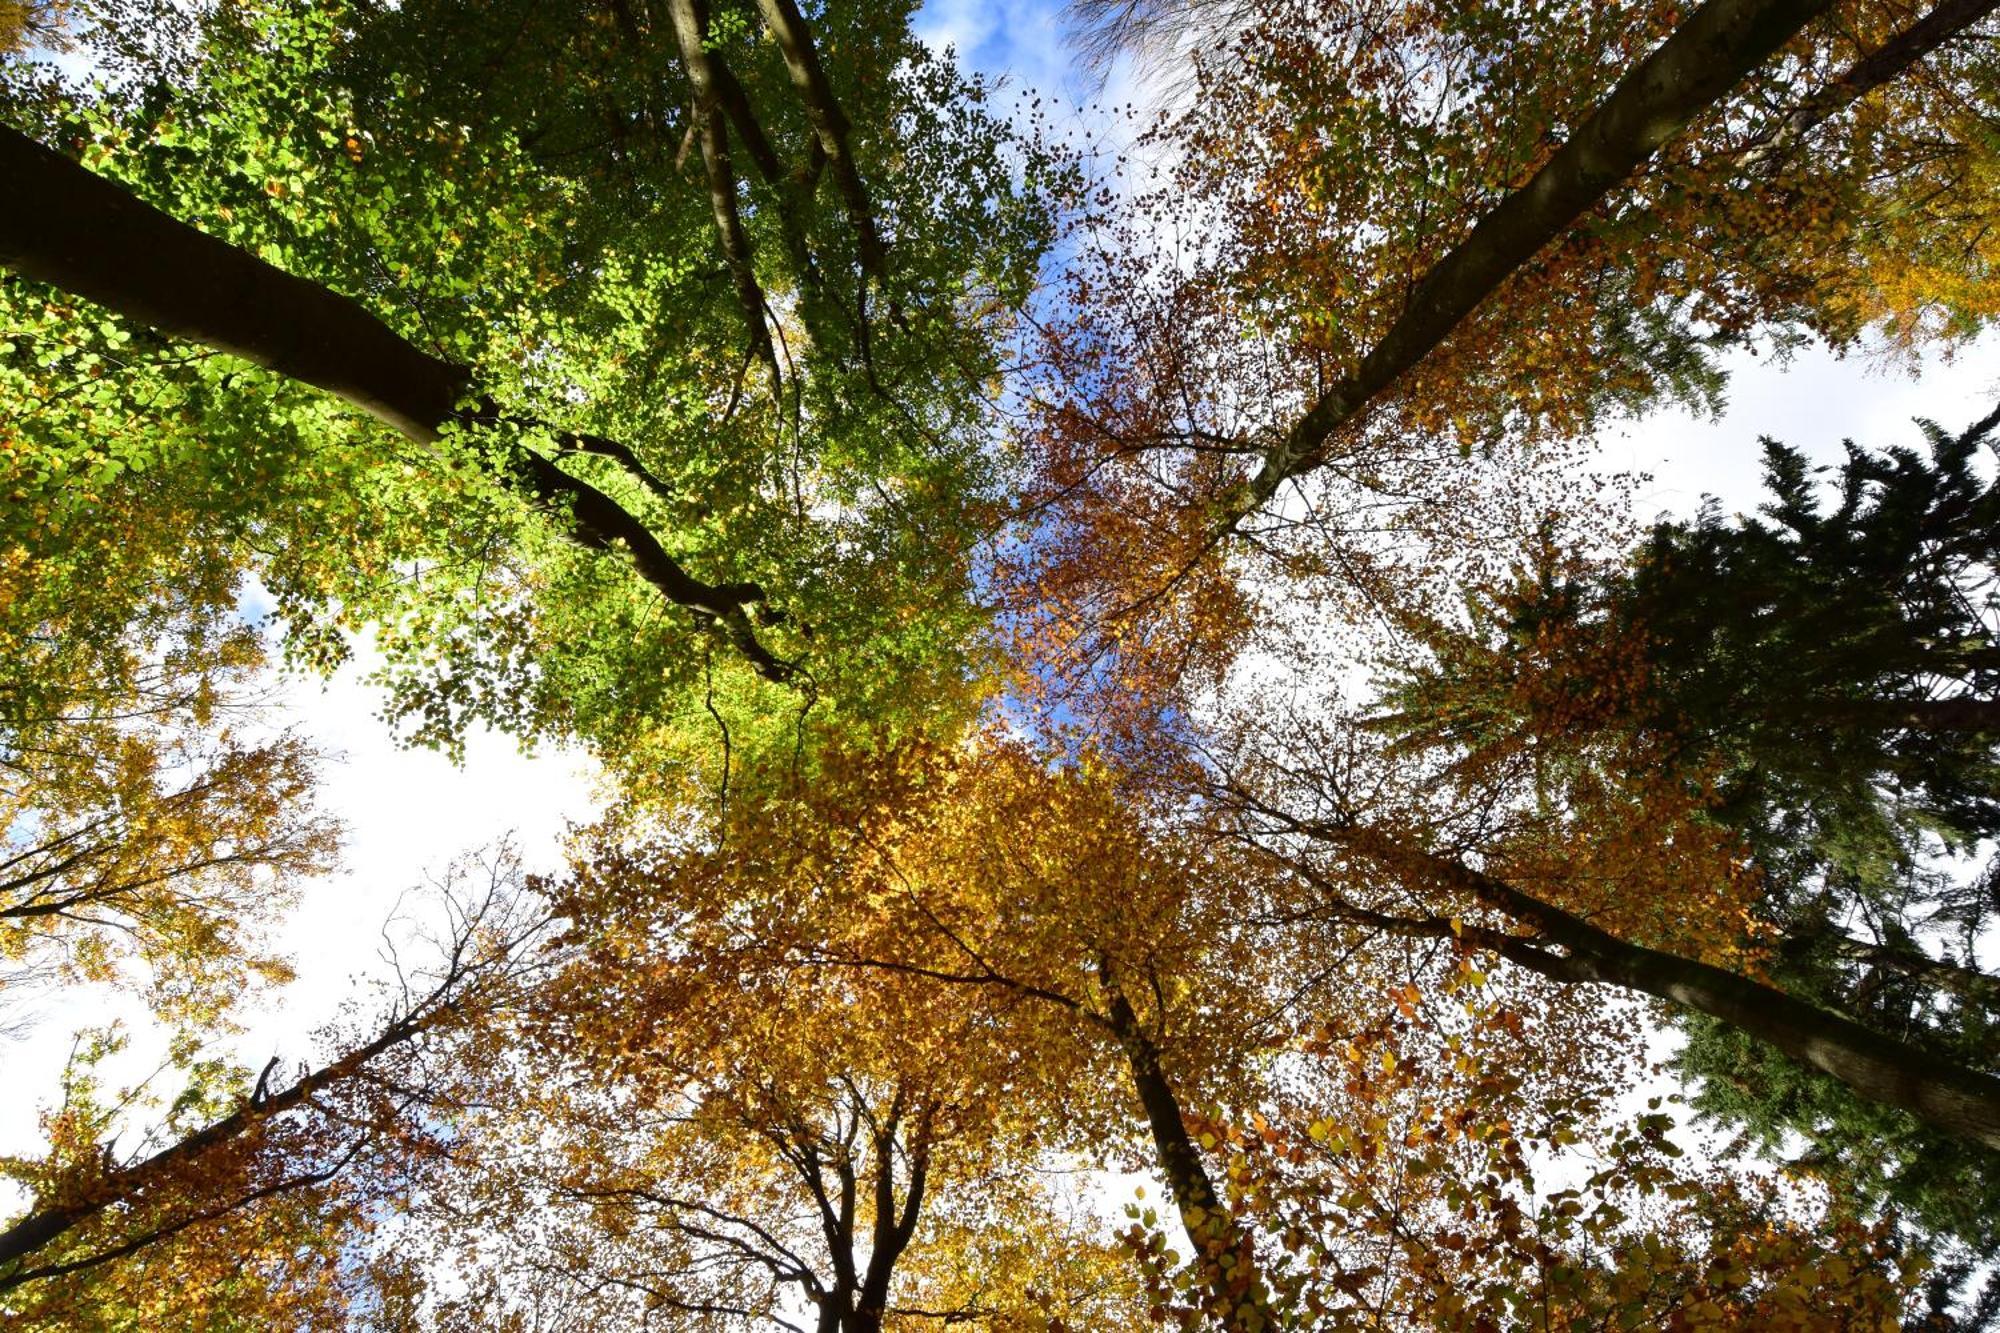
[{"left": 3, "top": 0, "right": 2000, "bottom": 1328}]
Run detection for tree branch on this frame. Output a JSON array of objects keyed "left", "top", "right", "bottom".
[
  {"left": 1334, "top": 823, "right": 2000, "bottom": 1151},
  {"left": 1735, "top": 0, "right": 2000, "bottom": 173},
  {"left": 1240, "top": 0, "right": 1841, "bottom": 510},
  {"left": 664, "top": 0, "right": 782, "bottom": 383},
  {"left": 0, "top": 123, "right": 792, "bottom": 680},
  {"left": 753, "top": 0, "right": 886, "bottom": 279}
]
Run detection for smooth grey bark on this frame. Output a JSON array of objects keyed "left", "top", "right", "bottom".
[
  {"left": 1345, "top": 830, "right": 2000, "bottom": 1152},
  {"left": 1246, "top": 0, "right": 1842, "bottom": 506}
]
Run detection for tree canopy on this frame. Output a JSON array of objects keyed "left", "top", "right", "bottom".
[{"left": 5, "top": 0, "right": 2000, "bottom": 1327}]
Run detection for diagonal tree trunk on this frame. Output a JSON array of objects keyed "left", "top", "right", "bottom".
[
  {"left": 1736, "top": 0, "right": 1999, "bottom": 172},
  {"left": 0, "top": 125, "right": 466, "bottom": 440},
  {"left": 1822, "top": 695, "right": 2000, "bottom": 734},
  {"left": 0, "top": 1004, "right": 431, "bottom": 1282},
  {"left": 0, "top": 122, "right": 791, "bottom": 679},
  {"left": 1338, "top": 826, "right": 2000, "bottom": 1151},
  {"left": 1242, "top": 0, "right": 1976, "bottom": 510},
  {"left": 1825, "top": 933, "right": 2000, "bottom": 1014}
]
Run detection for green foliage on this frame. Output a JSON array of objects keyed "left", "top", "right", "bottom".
[
  {"left": 1, "top": 0, "right": 1066, "bottom": 792},
  {"left": 1626, "top": 413, "right": 2000, "bottom": 852},
  {"left": 1607, "top": 420, "right": 2000, "bottom": 1264},
  {"left": 13, "top": 2, "right": 2000, "bottom": 1325},
  {"left": 1376, "top": 404, "right": 2000, "bottom": 1266}
]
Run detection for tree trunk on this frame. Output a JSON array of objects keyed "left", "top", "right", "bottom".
[
  {"left": 1248, "top": 0, "right": 1839, "bottom": 504},
  {"left": 1359, "top": 834, "right": 2000, "bottom": 1151},
  {"left": 1835, "top": 695, "right": 2000, "bottom": 734},
  {"left": 1099, "top": 972, "right": 1267, "bottom": 1333},
  {"left": 0, "top": 123, "right": 791, "bottom": 677},
  {"left": 753, "top": 0, "right": 885, "bottom": 278},
  {"left": 664, "top": 0, "right": 780, "bottom": 379},
  {"left": 1551, "top": 934, "right": 2000, "bottom": 1148},
  {"left": 1737, "top": 0, "right": 1999, "bottom": 172},
  {"left": 0, "top": 125, "right": 466, "bottom": 440},
  {"left": 850, "top": 1112, "right": 926, "bottom": 1333}
]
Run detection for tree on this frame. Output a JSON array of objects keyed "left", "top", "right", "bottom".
[
  {"left": 1275, "top": 403, "right": 2000, "bottom": 1275},
  {"left": 1, "top": 724, "right": 336, "bottom": 1026},
  {"left": 0, "top": 0, "right": 1069, "bottom": 1315},
  {"left": 8, "top": 0, "right": 2000, "bottom": 1327},
  {"left": 1, "top": 0, "right": 1061, "bottom": 781},
  {"left": 1375, "top": 403, "right": 2000, "bottom": 829},
  {"left": 1185, "top": 584, "right": 2000, "bottom": 1153},
  {"left": 517, "top": 730, "right": 1944, "bottom": 1331},
  {"left": 1129, "top": 977, "right": 1919, "bottom": 1332},
  {"left": 1011, "top": 0, "right": 2000, "bottom": 705},
  {"left": 0, "top": 492, "right": 339, "bottom": 1025},
  {"left": 416, "top": 810, "right": 1148, "bottom": 1332},
  {"left": 1168, "top": 402, "right": 1984, "bottom": 1304},
  {"left": 521, "top": 738, "right": 1295, "bottom": 1331},
  {"left": 0, "top": 851, "right": 549, "bottom": 1324}
]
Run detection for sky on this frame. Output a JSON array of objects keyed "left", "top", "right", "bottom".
[
  {"left": 0, "top": 646, "right": 601, "bottom": 1195},
  {"left": 1, "top": 0, "right": 1125, "bottom": 1178},
  {"left": 6, "top": 0, "right": 2000, "bottom": 1247},
  {"left": 918, "top": 0, "right": 1081, "bottom": 96},
  {"left": 1614, "top": 332, "right": 2000, "bottom": 522}
]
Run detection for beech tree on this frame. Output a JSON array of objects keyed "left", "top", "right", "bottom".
[
  {"left": 7, "top": 0, "right": 2000, "bottom": 1326},
  {"left": 418, "top": 814, "right": 1146, "bottom": 1331},
  {"left": 519, "top": 739, "right": 1296, "bottom": 1331},
  {"left": 1, "top": 0, "right": 1059, "bottom": 780},
  {"left": 0, "top": 853, "right": 549, "bottom": 1325},
  {"left": 0, "top": 540, "right": 337, "bottom": 1026},
  {"left": 0, "top": 0, "right": 1068, "bottom": 1311},
  {"left": 1, "top": 725, "right": 335, "bottom": 1025},
  {"left": 530, "top": 731, "right": 1936, "bottom": 1331},
  {"left": 1011, "top": 0, "right": 2000, "bottom": 706}
]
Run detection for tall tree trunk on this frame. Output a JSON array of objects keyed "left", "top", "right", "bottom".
[
  {"left": 0, "top": 127, "right": 466, "bottom": 440},
  {"left": 1248, "top": 0, "right": 1840, "bottom": 505},
  {"left": 753, "top": 0, "right": 885, "bottom": 279},
  {"left": 1098, "top": 968, "right": 1268, "bottom": 1333},
  {"left": 663, "top": 0, "right": 780, "bottom": 381},
  {"left": 1737, "top": 0, "right": 1999, "bottom": 171},
  {"left": 0, "top": 123, "right": 791, "bottom": 677},
  {"left": 1348, "top": 830, "right": 2000, "bottom": 1151},
  {"left": 850, "top": 1107, "right": 927, "bottom": 1333}
]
